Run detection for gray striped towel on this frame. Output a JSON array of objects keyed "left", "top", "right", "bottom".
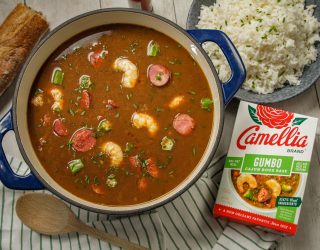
[{"left": 0, "top": 154, "right": 281, "bottom": 250}]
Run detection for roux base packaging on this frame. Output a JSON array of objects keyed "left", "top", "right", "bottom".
[{"left": 214, "top": 101, "right": 318, "bottom": 235}]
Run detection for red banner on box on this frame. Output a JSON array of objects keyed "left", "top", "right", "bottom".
[{"left": 214, "top": 204, "right": 297, "bottom": 235}]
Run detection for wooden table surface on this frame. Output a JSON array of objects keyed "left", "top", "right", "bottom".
[{"left": 0, "top": 0, "right": 319, "bottom": 249}]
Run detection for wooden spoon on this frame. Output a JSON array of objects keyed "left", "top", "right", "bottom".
[{"left": 16, "top": 193, "right": 148, "bottom": 250}]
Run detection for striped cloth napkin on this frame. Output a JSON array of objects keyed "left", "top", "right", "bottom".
[{"left": 0, "top": 154, "right": 281, "bottom": 250}]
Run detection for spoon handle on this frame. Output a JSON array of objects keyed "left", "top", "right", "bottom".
[{"left": 77, "top": 222, "right": 149, "bottom": 250}]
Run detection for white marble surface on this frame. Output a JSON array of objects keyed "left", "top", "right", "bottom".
[{"left": 0, "top": 0, "right": 319, "bottom": 249}]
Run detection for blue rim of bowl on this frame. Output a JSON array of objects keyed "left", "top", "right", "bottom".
[
  {"left": 186, "top": 0, "right": 320, "bottom": 104},
  {"left": 12, "top": 8, "right": 225, "bottom": 214}
]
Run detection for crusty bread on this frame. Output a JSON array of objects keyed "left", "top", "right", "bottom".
[{"left": 0, "top": 4, "right": 49, "bottom": 96}]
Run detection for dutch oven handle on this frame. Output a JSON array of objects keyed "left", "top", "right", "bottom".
[
  {"left": 0, "top": 110, "right": 44, "bottom": 189},
  {"left": 187, "top": 29, "right": 246, "bottom": 105}
]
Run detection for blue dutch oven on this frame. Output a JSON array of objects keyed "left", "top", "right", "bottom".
[{"left": 0, "top": 9, "right": 245, "bottom": 214}]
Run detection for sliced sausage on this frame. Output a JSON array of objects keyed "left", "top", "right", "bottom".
[
  {"left": 147, "top": 64, "right": 171, "bottom": 87},
  {"left": 53, "top": 118, "right": 68, "bottom": 137},
  {"left": 80, "top": 90, "right": 91, "bottom": 109},
  {"left": 257, "top": 188, "right": 271, "bottom": 203},
  {"left": 71, "top": 128, "right": 96, "bottom": 152},
  {"left": 173, "top": 113, "right": 195, "bottom": 135}
]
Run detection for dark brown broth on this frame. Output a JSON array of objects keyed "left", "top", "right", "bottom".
[{"left": 28, "top": 24, "right": 213, "bottom": 205}]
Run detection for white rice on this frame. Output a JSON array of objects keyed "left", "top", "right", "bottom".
[{"left": 197, "top": 0, "right": 320, "bottom": 94}]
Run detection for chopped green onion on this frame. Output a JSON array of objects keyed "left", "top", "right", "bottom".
[
  {"left": 156, "top": 73, "right": 162, "bottom": 81},
  {"left": 133, "top": 103, "right": 139, "bottom": 110},
  {"left": 79, "top": 75, "right": 93, "bottom": 89},
  {"left": 66, "top": 140, "right": 73, "bottom": 150},
  {"left": 99, "top": 50, "right": 108, "bottom": 59},
  {"left": 129, "top": 42, "right": 139, "bottom": 53},
  {"left": 68, "top": 109, "right": 75, "bottom": 116},
  {"left": 161, "top": 136, "right": 175, "bottom": 151},
  {"left": 192, "top": 146, "right": 196, "bottom": 156},
  {"left": 168, "top": 58, "right": 182, "bottom": 65},
  {"left": 124, "top": 142, "right": 134, "bottom": 153},
  {"left": 156, "top": 107, "right": 164, "bottom": 113},
  {"left": 97, "top": 119, "right": 112, "bottom": 132},
  {"left": 126, "top": 92, "right": 133, "bottom": 100},
  {"left": 68, "top": 159, "right": 84, "bottom": 174},
  {"left": 147, "top": 40, "right": 160, "bottom": 57},
  {"left": 188, "top": 91, "right": 196, "bottom": 95},
  {"left": 93, "top": 176, "right": 99, "bottom": 184},
  {"left": 84, "top": 175, "right": 90, "bottom": 184},
  {"left": 200, "top": 98, "right": 214, "bottom": 111},
  {"left": 51, "top": 67, "right": 64, "bottom": 85}
]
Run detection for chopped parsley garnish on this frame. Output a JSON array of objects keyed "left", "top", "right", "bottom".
[
  {"left": 168, "top": 58, "right": 182, "bottom": 65},
  {"left": 126, "top": 92, "right": 133, "bottom": 100},
  {"left": 124, "top": 142, "right": 134, "bottom": 153}
]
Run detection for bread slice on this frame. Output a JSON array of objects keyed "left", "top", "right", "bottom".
[{"left": 0, "top": 4, "right": 49, "bottom": 96}]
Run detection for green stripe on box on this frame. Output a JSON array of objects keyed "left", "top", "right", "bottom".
[
  {"left": 241, "top": 154, "right": 293, "bottom": 176},
  {"left": 292, "top": 161, "right": 310, "bottom": 173},
  {"left": 225, "top": 157, "right": 243, "bottom": 169}
]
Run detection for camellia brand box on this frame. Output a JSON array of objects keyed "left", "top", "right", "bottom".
[{"left": 214, "top": 101, "right": 318, "bottom": 235}]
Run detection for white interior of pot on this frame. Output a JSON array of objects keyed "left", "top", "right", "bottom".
[{"left": 16, "top": 10, "right": 222, "bottom": 213}]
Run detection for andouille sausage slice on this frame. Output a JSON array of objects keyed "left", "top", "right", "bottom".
[
  {"left": 173, "top": 113, "right": 195, "bottom": 135},
  {"left": 147, "top": 64, "right": 171, "bottom": 86},
  {"left": 80, "top": 90, "right": 91, "bottom": 109},
  {"left": 52, "top": 118, "right": 68, "bottom": 136},
  {"left": 71, "top": 128, "right": 96, "bottom": 152}
]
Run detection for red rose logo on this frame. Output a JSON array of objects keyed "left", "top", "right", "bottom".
[{"left": 256, "top": 105, "right": 294, "bottom": 129}]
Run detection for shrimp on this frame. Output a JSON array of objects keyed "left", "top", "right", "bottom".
[
  {"left": 50, "top": 88, "right": 63, "bottom": 112},
  {"left": 236, "top": 174, "right": 257, "bottom": 193},
  {"left": 265, "top": 179, "right": 281, "bottom": 198},
  {"left": 131, "top": 112, "right": 158, "bottom": 135},
  {"left": 102, "top": 142, "right": 123, "bottom": 167},
  {"left": 113, "top": 57, "right": 139, "bottom": 88},
  {"left": 168, "top": 95, "right": 185, "bottom": 109}
]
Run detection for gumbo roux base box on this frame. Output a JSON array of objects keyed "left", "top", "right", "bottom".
[{"left": 214, "top": 101, "right": 318, "bottom": 235}]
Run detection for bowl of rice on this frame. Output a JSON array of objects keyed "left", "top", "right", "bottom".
[{"left": 187, "top": 0, "right": 320, "bottom": 103}]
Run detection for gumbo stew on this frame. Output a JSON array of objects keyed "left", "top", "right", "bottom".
[
  {"left": 28, "top": 24, "right": 214, "bottom": 205},
  {"left": 231, "top": 170, "right": 300, "bottom": 208}
]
